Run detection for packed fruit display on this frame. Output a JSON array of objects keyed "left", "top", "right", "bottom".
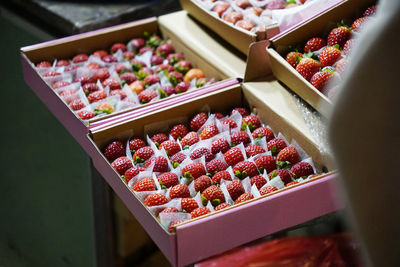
[
  {"left": 284, "top": 4, "right": 377, "bottom": 98},
  {"left": 34, "top": 32, "right": 214, "bottom": 121},
  {"left": 102, "top": 106, "right": 324, "bottom": 233}
]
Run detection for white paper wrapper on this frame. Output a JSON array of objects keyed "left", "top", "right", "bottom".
[{"left": 159, "top": 212, "right": 191, "bottom": 230}]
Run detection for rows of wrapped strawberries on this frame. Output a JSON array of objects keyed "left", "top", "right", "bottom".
[
  {"left": 35, "top": 32, "right": 214, "bottom": 121},
  {"left": 102, "top": 107, "right": 323, "bottom": 233},
  {"left": 285, "top": 4, "right": 377, "bottom": 98}
]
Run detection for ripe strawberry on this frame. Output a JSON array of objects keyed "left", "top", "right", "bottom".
[
  {"left": 69, "top": 99, "right": 86, "bottom": 111},
  {"left": 222, "top": 119, "right": 237, "bottom": 129},
  {"left": 245, "top": 145, "right": 266, "bottom": 157},
  {"left": 111, "top": 156, "right": 133, "bottom": 175},
  {"left": 143, "top": 74, "right": 160, "bottom": 87},
  {"left": 86, "top": 62, "right": 100, "bottom": 70},
  {"left": 268, "top": 169, "right": 292, "bottom": 185},
  {"left": 150, "top": 133, "right": 169, "bottom": 147},
  {"left": 104, "top": 140, "right": 125, "bottom": 161},
  {"left": 255, "top": 155, "right": 276, "bottom": 174},
  {"left": 327, "top": 26, "right": 352, "bottom": 48},
  {"left": 93, "top": 68, "right": 110, "bottom": 82},
  {"left": 102, "top": 77, "right": 121, "bottom": 90},
  {"left": 194, "top": 175, "right": 212, "bottom": 193},
  {"left": 285, "top": 51, "right": 303, "bottom": 68},
  {"left": 285, "top": 181, "right": 299, "bottom": 187},
  {"left": 102, "top": 55, "right": 118, "bottom": 63},
  {"left": 233, "top": 161, "right": 258, "bottom": 179},
  {"left": 158, "top": 85, "right": 175, "bottom": 98},
  {"left": 72, "top": 53, "right": 88, "bottom": 63},
  {"left": 75, "top": 75, "right": 93, "bottom": 86},
  {"left": 295, "top": 57, "right": 321, "bottom": 81},
  {"left": 133, "top": 146, "right": 154, "bottom": 164},
  {"left": 319, "top": 46, "right": 341, "bottom": 67},
  {"left": 169, "top": 220, "right": 186, "bottom": 233},
  {"left": 159, "top": 140, "right": 181, "bottom": 157},
  {"left": 190, "top": 113, "right": 208, "bottom": 131},
  {"left": 224, "top": 147, "right": 245, "bottom": 166},
  {"left": 231, "top": 107, "right": 249, "bottom": 117},
  {"left": 363, "top": 5, "right": 377, "bottom": 17},
  {"left": 156, "top": 43, "right": 175, "bottom": 58},
  {"left": 144, "top": 156, "right": 169, "bottom": 172},
  {"left": 227, "top": 180, "right": 245, "bottom": 201},
  {"left": 157, "top": 207, "right": 179, "bottom": 220},
  {"left": 77, "top": 110, "right": 95, "bottom": 120},
  {"left": 290, "top": 162, "right": 314, "bottom": 178},
  {"left": 59, "top": 89, "right": 77, "bottom": 99},
  {"left": 259, "top": 185, "right": 278, "bottom": 195},
  {"left": 36, "top": 61, "right": 52, "bottom": 68},
  {"left": 132, "top": 177, "right": 156, "bottom": 192},
  {"left": 53, "top": 81, "right": 70, "bottom": 89},
  {"left": 343, "top": 39, "right": 355, "bottom": 55},
  {"left": 224, "top": 11, "right": 243, "bottom": 24},
  {"left": 201, "top": 185, "right": 225, "bottom": 206},
  {"left": 311, "top": 69, "right": 334, "bottom": 91},
  {"left": 111, "top": 43, "right": 127, "bottom": 53},
  {"left": 276, "top": 146, "right": 300, "bottom": 165},
  {"left": 55, "top": 59, "right": 70, "bottom": 67},
  {"left": 180, "top": 132, "right": 200, "bottom": 148},
  {"left": 119, "top": 72, "right": 137, "bottom": 85},
  {"left": 211, "top": 138, "right": 230, "bottom": 154},
  {"left": 87, "top": 90, "right": 107, "bottom": 103},
  {"left": 215, "top": 203, "right": 231, "bottom": 211},
  {"left": 230, "top": 131, "right": 250, "bottom": 146},
  {"left": 144, "top": 193, "right": 169, "bottom": 207},
  {"left": 181, "top": 198, "right": 199, "bottom": 213},
  {"left": 93, "top": 50, "right": 108, "bottom": 58},
  {"left": 250, "top": 175, "right": 267, "bottom": 190},
  {"left": 190, "top": 147, "right": 214, "bottom": 162},
  {"left": 199, "top": 124, "right": 219, "bottom": 140},
  {"left": 169, "top": 184, "right": 190, "bottom": 199},
  {"left": 303, "top": 37, "right": 326, "bottom": 53},
  {"left": 82, "top": 83, "right": 99, "bottom": 96},
  {"left": 206, "top": 159, "right": 227, "bottom": 175},
  {"left": 109, "top": 89, "right": 127, "bottom": 100},
  {"left": 122, "top": 51, "right": 135, "bottom": 60},
  {"left": 181, "top": 162, "right": 206, "bottom": 179},
  {"left": 170, "top": 124, "right": 189, "bottom": 140},
  {"left": 335, "top": 59, "right": 348, "bottom": 75},
  {"left": 190, "top": 207, "right": 211, "bottom": 218},
  {"left": 267, "top": 138, "right": 287, "bottom": 156},
  {"left": 157, "top": 172, "right": 179, "bottom": 189},
  {"left": 252, "top": 127, "right": 274, "bottom": 142},
  {"left": 212, "top": 170, "right": 232, "bottom": 185},
  {"left": 124, "top": 166, "right": 145, "bottom": 183},
  {"left": 129, "top": 138, "right": 146, "bottom": 153},
  {"left": 174, "top": 60, "right": 192, "bottom": 74},
  {"left": 241, "top": 115, "right": 261, "bottom": 131},
  {"left": 138, "top": 89, "right": 157, "bottom": 104},
  {"left": 352, "top": 17, "right": 368, "bottom": 32},
  {"left": 170, "top": 152, "right": 187, "bottom": 168},
  {"left": 234, "top": 192, "right": 254, "bottom": 205}
]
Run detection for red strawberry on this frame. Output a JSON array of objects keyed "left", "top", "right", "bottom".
[
  {"left": 130, "top": 37, "right": 145, "bottom": 51},
  {"left": 168, "top": 71, "right": 184, "bottom": 87},
  {"left": 75, "top": 74, "right": 93, "bottom": 85},
  {"left": 93, "top": 50, "right": 108, "bottom": 58},
  {"left": 190, "top": 147, "right": 214, "bottom": 162},
  {"left": 201, "top": 185, "right": 225, "bottom": 206},
  {"left": 43, "top": 71, "right": 61, "bottom": 77},
  {"left": 199, "top": 124, "right": 219, "bottom": 140},
  {"left": 77, "top": 110, "right": 95, "bottom": 120},
  {"left": 303, "top": 37, "right": 326, "bottom": 53},
  {"left": 311, "top": 69, "right": 334, "bottom": 91},
  {"left": 86, "top": 62, "right": 100, "bottom": 70},
  {"left": 156, "top": 43, "right": 175, "bottom": 58},
  {"left": 124, "top": 166, "right": 145, "bottom": 183},
  {"left": 295, "top": 57, "right": 321, "bottom": 81},
  {"left": 245, "top": 145, "right": 266, "bottom": 157},
  {"left": 234, "top": 192, "right": 254, "bottom": 205},
  {"left": 250, "top": 175, "right": 267, "bottom": 190},
  {"left": 133, "top": 146, "right": 154, "bottom": 164},
  {"left": 285, "top": 51, "right": 303, "bottom": 68},
  {"left": 215, "top": 203, "right": 231, "bottom": 211},
  {"left": 151, "top": 133, "right": 169, "bottom": 147},
  {"left": 343, "top": 39, "right": 355, "bottom": 55},
  {"left": 233, "top": 161, "right": 258, "bottom": 179},
  {"left": 144, "top": 193, "right": 169, "bottom": 207},
  {"left": 104, "top": 140, "right": 125, "bottom": 161},
  {"left": 144, "top": 156, "right": 169, "bottom": 172},
  {"left": 335, "top": 59, "right": 348, "bottom": 75},
  {"left": 170, "top": 152, "right": 187, "bottom": 168},
  {"left": 180, "top": 132, "right": 200, "bottom": 148},
  {"left": 158, "top": 172, "right": 179, "bottom": 188},
  {"left": 138, "top": 89, "right": 157, "bottom": 104},
  {"left": 109, "top": 89, "right": 127, "bottom": 100},
  {"left": 72, "top": 53, "right": 88, "bottom": 63},
  {"left": 119, "top": 72, "right": 137, "bottom": 85},
  {"left": 175, "top": 81, "right": 190, "bottom": 93},
  {"left": 102, "top": 77, "right": 121, "bottom": 90},
  {"left": 227, "top": 180, "right": 245, "bottom": 201},
  {"left": 167, "top": 52, "right": 185, "bottom": 65},
  {"left": 169, "top": 220, "right": 186, "bottom": 233},
  {"left": 259, "top": 185, "right": 278, "bottom": 195},
  {"left": 290, "top": 162, "right": 314, "bottom": 178},
  {"left": 53, "top": 81, "right": 70, "bottom": 89},
  {"left": 82, "top": 83, "right": 99, "bottom": 96},
  {"left": 212, "top": 170, "right": 232, "bottom": 185},
  {"left": 101, "top": 55, "right": 118, "bottom": 63},
  {"left": 255, "top": 155, "right": 276, "bottom": 173},
  {"left": 59, "top": 89, "right": 77, "bottom": 98},
  {"left": 269, "top": 169, "right": 292, "bottom": 185},
  {"left": 327, "top": 26, "right": 352, "bottom": 48},
  {"left": 231, "top": 107, "right": 249, "bottom": 117},
  {"left": 230, "top": 131, "right": 250, "bottom": 146},
  {"left": 129, "top": 138, "right": 146, "bottom": 153},
  {"left": 267, "top": 138, "right": 287, "bottom": 155},
  {"left": 170, "top": 124, "right": 189, "bottom": 140},
  {"left": 144, "top": 74, "right": 160, "bottom": 86},
  {"left": 181, "top": 162, "right": 206, "bottom": 179},
  {"left": 36, "top": 61, "right": 52, "bottom": 68},
  {"left": 111, "top": 43, "right": 127, "bottom": 53},
  {"left": 285, "top": 181, "right": 299, "bottom": 187},
  {"left": 55, "top": 59, "right": 70, "bottom": 67},
  {"left": 190, "top": 113, "right": 208, "bottom": 131},
  {"left": 241, "top": 115, "right": 261, "bottom": 131},
  {"left": 122, "top": 51, "right": 135, "bottom": 60},
  {"left": 190, "top": 207, "right": 211, "bottom": 218},
  {"left": 252, "top": 127, "right": 274, "bottom": 142},
  {"left": 157, "top": 207, "right": 179, "bottom": 220},
  {"left": 363, "top": 5, "right": 377, "bottom": 17},
  {"left": 276, "top": 146, "right": 300, "bottom": 165},
  {"left": 222, "top": 119, "right": 238, "bottom": 129},
  {"left": 169, "top": 184, "right": 190, "bottom": 199},
  {"left": 319, "top": 46, "right": 341, "bottom": 67},
  {"left": 352, "top": 17, "right": 368, "bottom": 32},
  {"left": 87, "top": 91, "right": 107, "bottom": 103},
  {"left": 132, "top": 177, "right": 156, "bottom": 192},
  {"left": 206, "top": 159, "right": 227, "bottom": 175},
  {"left": 93, "top": 68, "right": 110, "bottom": 82},
  {"left": 181, "top": 198, "right": 199, "bottom": 213},
  {"left": 158, "top": 85, "right": 175, "bottom": 98},
  {"left": 194, "top": 175, "right": 212, "bottom": 193},
  {"left": 159, "top": 140, "right": 181, "bottom": 157},
  {"left": 224, "top": 147, "right": 245, "bottom": 166},
  {"left": 211, "top": 138, "right": 230, "bottom": 154},
  {"left": 111, "top": 156, "right": 133, "bottom": 175},
  {"left": 69, "top": 99, "right": 86, "bottom": 111}
]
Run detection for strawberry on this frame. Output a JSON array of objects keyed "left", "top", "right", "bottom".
[
  {"left": 252, "top": 127, "right": 275, "bottom": 142},
  {"left": 199, "top": 124, "right": 219, "bottom": 140},
  {"left": 144, "top": 156, "right": 169, "bottom": 172},
  {"left": 194, "top": 175, "right": 212, "bottom": 193},
  {"left": 102, "top": 77, "right": 121, "bottom": 90},
  {"left": 156, "top": 43, "right": 175, "bottom": 58},
  {"left": 303, "top": 37, "right": 326, "bottom": 53},
  {"left": 36, "top": 61, "right": 51, "bottom": 68},
  {"left": 236, "top": 0, "right": 251, "bottom": 9},
  {"left": 245, "top": 145, "right": 266, "bottom": 157},
  {"left": 259, "top": 185, "right": 278, "bottom": 195},
  {"left": 170, "top": 124, "right": 189, "bottom": 140},
  {"left": 133, "top": 146, "right": 154, "bottom": 164},
  {"left": 222, "top": 119, "right": 238, "bottom": 129},
  {"left": 211, "top": 138, "right": 230, "bottom": 154},
  {"left": 144, "top": 193, "right": 169, "bottom": 207},
  {"left": 129, "top": 138, "right": 146, "bottom": 153},
  {"left": 231, "top": 131, "right": 251, "bottom": 146},
  {"left": 285, "top": 181, "right": 299, "bottom": 187},
  {"left": 234, "top": 192, "right": 254, "bottom": 205},
  {"left": 212, "top": 2, "right": 230, "bottom": 17},
  {"left": 212, "top": 170, "right": 232, "bottom": 185},
  {"left": 157, "top": 207, "right": 178, "bottom": 220},
  {"left": 77, "top": 110, "right": 95, "bottom": 120},
  {"left": 101, "top": 55, "right": 118, "bottom": 63},
  {"left": 181, "top": 162, "right": 206, "bottom": 179},
  {"left": 181, "top": 198, "right": 199, "bottom": 213},
  {"left": 236, "top": 19, "right": 256, "bottom": 31},
  {"left": 72, "top": 53, "right": 88, "bottom": 63},
  {"left": 363, "top": 5, "right": 377, "bottom": 17},
  {"left": 93, "top": 68, "right": 110, "bottom": 82},
  {"left": 43, "top": 71, "right": 61, "bottom": 77},
  {"left": 295, "top": 57, "right": 321, "bottom": 81},
  {"left": 109, "top": 89, "right": 127, "bottom": 100},
  {"left": 269, "top": 169, "right": 292, "bottom": 185},
  {"left": 150, "top": 54, "right": 164, "bottom": 66},
  {"left": 144, "top": 74, "right": 160, "bottom": 87},
  {"left": 119, "top": 72, "right": 137, "bottom": 85},
  {"left": 215, "top": 203, "right": 231, "bottom": 211},
  {"left": 255, "top": 155, "right": 276, "bottom": 173},
  {"left": 290, "top": 162, "right": 314, "bottom": 178},
  {"left": 93, "top": 50, "right": 108, "bottom": 58},
  {"left": 169, "top": 220, "right": 186, "bottom": 233},
  {"left": 250, "top": 175, "right": 267, "bottom": 190},
  {"left": 180, "top": 132, "right": 200, "bottom": 148},
  {"left": 327, "top": 26, "right": 352, "bottom": 48},
  {"left": 174, "top": 60, "right": 192, "bottom": 74},
  {"left": 201, "top": 185, "right": 225, "bottom": 206},
  {"left": 103, "top": 140, "right": 125, "bottom": 161},
  {"left": 227, "top": 180, "right": 245, "bottom": 201},
  {"left": 233, "top": 161, "right": 258, "bottom": 179},
  {"left": 53, "top": 81, "right": 70, "bottom": 89},
  {"left": 190, "top": 112, "right": 208, "bottom": 131},
  {"left": 241, "top": 115, "right": 261, "bottom": 131},
  {"left": 190, "top": 147, "right": 214, "bottom": 162},
  {"left": 335, "top": 59, "right": 348, "bottom": 75},
  {"left": 224, "top": 11, "right": 243, "bottom": 24},
  {"left": 94, "top": 102, "right": 114, "bottom": 115},
  {"left": 132, "top": 177, "right": 156, "bottom": 192},
  {"left": 342, "top": 39, "right": 355, "bottom": 55},
  {"left": 124, "top": 166, "right": 145, "bottom": 183},
  {"left": 168, "top": 71, "right": 184, "bottom": 86},
  {"left": 169, "top": 184, "right": 191, "bottom": 199},
  {"left": 170, "top": 152, "right": 187, "bottom": 168},
  {"left": 158, "top": 172, "right": 179, "bottom": 188},
  {"left": 138, "top": 89, "right": 157, "bottom": 104},
  {"left": 82, "top": 83, "right": 99, "bottom": 96},
  {"left": 159, "top": 140, "right": 181, "bottom": 157},
  {"left": 111, "top": 156, "right": 133, "bottom": 175},
  {"left": 167, "top": 53, "right": 185, "bottom": 65},
  {"left": 122, "top": 51, "right": 135, "bottom": 60},
  {"left": 285, "top": 51, "right": 303, "bottom": 68},
  {"left": 319, "top": 46, "right": 341, "bottom": 67},
  {"left": 130, "top": 59, "right": 146, "bottom": 71},
  {"left": 352, "top": 17, "right": 368, "bottom": 32},
  {"left": 231, "top": 107, "right": 249, "bottom": 117},
  {"left": 190, "top": 207, "right": 211, "bottom": 218},
  {"left": 224, "top": 147, "right": 245, "bottom": 166},
  {"left": 75, "top": 74, "right": 93, "bottom": 85},
  {"left": 87, "top": 91, "right": 107, "bottom": 103},
  {"left": 55, "top": 59, "right": 70, "bottom": 67},
  {"left": 206, "top": 159, "right": 227, "bottom": 175},
  {"left": 59, "top": 89, "right": 77, "bottom": 98},
  {"left": 311, "top": 69, "right": 334, "bottom": 91},
  {"left": 69, "top": 99, "right": 86, "bottom": 111},
  {"left": 158, "top": 85, "right": 175, "bottom": 98},
  {"left": 130, "top": 37, "right": 145, "bottom": 52},
  {"left": 276, "top": 146, "right": 300, "bottom": 165},
  {"left": 184, "top": 68, "right": 203, "bottom": 83},
  {"left": 150, "top": 133, "right": 169, "bottom": 147},
  {"left": 86, "top": 62, "right": 100, "bottom": 70}
]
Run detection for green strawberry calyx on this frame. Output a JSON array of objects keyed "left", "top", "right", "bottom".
[{"left": 277, "top": 161, "right": 291, "bottom": 169}]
